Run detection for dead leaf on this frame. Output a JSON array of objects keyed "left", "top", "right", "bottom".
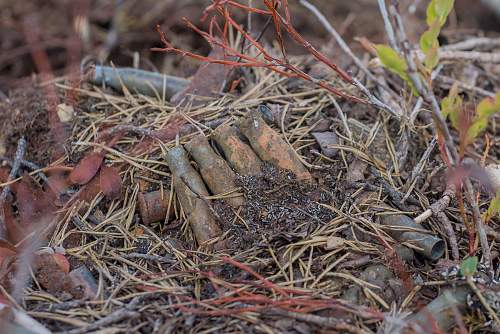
[
  {"left": 76, "top": 175, "right": 101, "bottom": 204},
  {"left": 99, "top": 166, "right": 122, "bottom": 200},
  {"left": 346, "top": 158, "right": 368, "bottom": 183},
  {"left": 69, "top": 152, "right": 104, "bottom": 185},
  {"left": 52, "top": 253, "right": 70, "bottom": 274},
  {"left": 171, "top": 45, "right": 233, "bottom": 106},
  {"left": 312, "top": 131, "right": 339, "bottom": 158},
  {"left": 0, "top": 247, "right": 16, "bottom": 266},
  {"left": 325, "top": 236, "right": 345, "bottom": 250},
  {"left": 11, "top": 176, "right": 57, "bottom": 229},
  {"left": 132, "top": 113, "right": 186, "bottom": 154},
  {"left": 46, "top": 172, "right": 72, "bottom": 202}
]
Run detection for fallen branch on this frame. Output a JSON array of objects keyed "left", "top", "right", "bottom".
[
  {"left": 0, "top": 137, "right": 27, "bottom": 239},
  {"left": 266, "top": 308, "right": 367, "bottom": 334}
]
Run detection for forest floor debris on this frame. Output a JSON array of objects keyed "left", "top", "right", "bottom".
[{"left": 0, "top": 1, "right": 499, "bottom": 333}]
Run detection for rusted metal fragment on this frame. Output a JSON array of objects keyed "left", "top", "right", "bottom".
[
  {"left": 138, "top": 190, "right": 174, "bottom": 224},
  {"left": 410, "top": 285, "right": 471, "bottom": 333},
  {"left": 165, "top": 146, "right": 223, "bottom": 249},
  {"left": 238, "top": 112, "right": 312, "bottom": 181},
  {"left": 379, "top": 214, "right": 445, "bottom": 260},
  {"left": 185, "top": 135, "right": 244, "bottom": 208},
  {"left": 212, "top": 124, "right": 263, "bottom": 176},
  {"left": 91, "top": 66, "right": 189, "bottom": 99}
]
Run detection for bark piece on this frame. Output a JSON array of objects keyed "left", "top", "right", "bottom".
[
  {"left": 165, "top": 146, "right": 223, "bottom": 248},
  {"left": 185, "top": 135, "right": 244, "bottom": 208},
  {"left": 171, "top": 45, "right": 232, "bottom": 106},
  {"left": 212, "top": 124, "right": 263, "bottom": 176},
  {"left": 238, "top": 112, "right": 312, "bottom": 181}
]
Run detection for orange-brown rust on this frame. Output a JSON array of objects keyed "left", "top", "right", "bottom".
[
  {"left": 212, "top": 124, "right": 263, "bottom": 176},
  {"left": 238, "top": 112, "right": 312, "bottom": 181},
  {"left": 186, "top": 135, "right": 244, "bottom": 208},
  {"left": 165, "top": 146, "right": 223, "bottom": 248},
  {"left": 138, "top": 190, "right": 174, "bottom": 225}
]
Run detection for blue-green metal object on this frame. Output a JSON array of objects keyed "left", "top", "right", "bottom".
[{"left": 91, "top": 66, "right": 189, "bottom": 99}]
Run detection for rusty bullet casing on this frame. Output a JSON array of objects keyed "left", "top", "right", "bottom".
[
  {"left": 165, "top": 146, "right": 222, "bottom": 248},
  {"left": 380, "top": 214, "right": 445, "bottom": 260},
  {"left": 138, "top": 190, "right": 174, "bottom": 224},
  {"left": 185, "top": 135, "right": 244, "bottom": 208},
  {"left": 91, "top": 66, "right": 189, "bottom": 99},
  {"left": 212, "top": 124, "right": 263, "bottom": 176},
  {"left": 238, "top": 112, "right": 312, "bottom": 181}
]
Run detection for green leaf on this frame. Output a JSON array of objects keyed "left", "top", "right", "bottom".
[
  {"left": 460, "top": 256, "right": 478, "bottom": 277},
  {"left": 466, "top": 92, "right": 500, "bottom": 142},
  {"left": 484, "top": 192, "right": 500, "bottom": 222},
  {"left": 375, "top": 45, "right": 408, "bottom": 75},
  {"left": 375, "top": 44, "right": 417, "bottom": 95},
  {"left": 427, "top": 0, "right": 455, "bottom": 26},
  {"left": 424, "top": 45, "right": 440, "bottom": 70},
  {"left": 441, "top": 83, "right": 462, "bottom": 129},
  {"left": 420, "top": 22, "right": 441, "bottom": 54}
]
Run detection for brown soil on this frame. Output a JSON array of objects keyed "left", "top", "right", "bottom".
[
  {"left": 215, "top": 164, "right": 338, "bottom": 251},
  {"left": 0, "top": 86, "right": 53, "bottom": 164}
]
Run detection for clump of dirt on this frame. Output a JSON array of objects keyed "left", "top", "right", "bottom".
[
  {"left": 0, "top": 87, "right": 53, "bottom": 165},
  {"left": 216, "top": 164, "right": 337, "bottom": 251}
]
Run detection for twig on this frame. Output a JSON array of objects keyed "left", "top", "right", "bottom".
[
  {"left": 299, "top": 0, "right": 400, "bottom": 104},
  {"left": 436, "top": 75, "right": 495, "bottom": 98},
  {"left": 265, "top": 308, "right": 367, "bottom": 334},
  {"left": 407, "top": 137, "right": 437, "bottom": 190},
  {"left": 122, "top": 252, "right": 172, "bottom": 263},
  {"left": 441, "top": 37, "right": 500, "bottom": 51},
  {"left": 380, "top": 0, "right": 492, "bottom": 267},
  {"left": 60, "top": 309, "right": 140, "bottom": 334},
  {"left": 414, "top": 186, "right": 454, "bottom": 224},
  {"left": 435, "top": 211, "right": 459, "bottom": 260},
  {"left": 432, "top": 50, "right": 500, "bottom": 63},
  {"left": 0, "top": 137, "right": 27, "bottom": 239},
  {"left": 377, "top": 0, "right": 400, "bottom": 53},
  {"left": 467, "top": 277, "right": 500, "bottom": 328},
  {"left": 0, "top": 156, "right": 48, "bottom": 183}
]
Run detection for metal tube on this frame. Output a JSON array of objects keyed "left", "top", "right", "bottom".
[
  {"left": 91, "top": 66, "right": 189, "bottom": 99},
  {"left": 185, "top": 135, "right": 244, "bottom": 208},
  {"left": 379, "top": 214, "right": 445, "bottom": 260},
  {"left": 138, "top": 190, "right": 174, "bottom": 224},
  {"left": 238, "top": 112, "right": 312, "bottom": 181},
  {"left": 165, "top": 146, "right": 222, "bottom": 248},
  {"left": 212, "top": 124, "right": 263, "bottom": 176}
]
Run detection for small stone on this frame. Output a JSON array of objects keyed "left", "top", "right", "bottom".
[
  {"left": 57, "top": 103, "right": 74, "bottom": 123},
  {"left": 312, "top": 131, "right": 339, "bottom": 158}
]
